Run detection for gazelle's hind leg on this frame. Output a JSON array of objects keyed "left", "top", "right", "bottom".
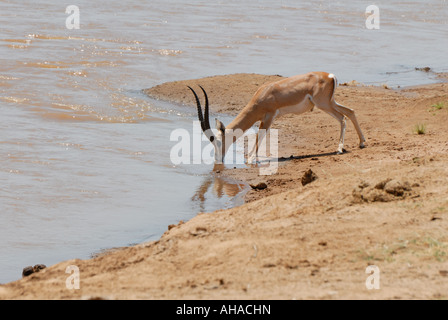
[{"left": 333, "top": 102, "right": 366, "bottom": 148}]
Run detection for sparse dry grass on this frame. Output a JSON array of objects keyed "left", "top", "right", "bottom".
[{"left": 414, "top": 123, "right": 427, "bottom": 135}]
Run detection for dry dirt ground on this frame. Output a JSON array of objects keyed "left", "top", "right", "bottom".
[{"left": 1, "top": 73, "right": 448, "bottom": 300}]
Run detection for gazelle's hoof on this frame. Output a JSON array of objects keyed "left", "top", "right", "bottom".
[
  {"left": 359, "top": 143, "right": 366, "bottom": 149},
  {"left": 246, "top": 156, "right": 259, "bottom": 165},
  {"left": 337, "top": 148, "right": 346, "bottom": 154}
]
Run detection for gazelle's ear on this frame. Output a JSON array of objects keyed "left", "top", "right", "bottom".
[{"left": 215, "top": 118, "right": 225, "bottom": 132}]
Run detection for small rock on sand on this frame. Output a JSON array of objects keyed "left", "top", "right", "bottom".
[
  {"left": 301, "top": 169, "right": 318, "bottom": 186},
  {"left": 22, "top": 264, "right": 46, "bottom": 278},
  {"left": 22, "top": 266, "right": 34, "bottom": 277},
  {"left": 250, "top": 182, "right": 268, "bottom": 190}
]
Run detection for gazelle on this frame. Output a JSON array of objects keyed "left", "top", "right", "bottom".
[{"left": 188, "top": 72, "right": 366, "bottom": 165}]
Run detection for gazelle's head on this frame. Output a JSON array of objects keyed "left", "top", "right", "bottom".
[{"left": 188, "top": 86, "right": 227, "bottom": 164}]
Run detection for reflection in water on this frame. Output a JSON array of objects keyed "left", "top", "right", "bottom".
[{"left": 192, "top": 173, "right": 249, "bottom": 213}]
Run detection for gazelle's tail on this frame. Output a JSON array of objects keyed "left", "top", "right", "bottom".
[{"left": 328, "top": 73, "right": 338, "bottom": 101}]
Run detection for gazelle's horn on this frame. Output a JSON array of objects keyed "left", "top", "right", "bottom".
[
  {"left": 187, "top": 86, "right": 206, "bottom": 133},
  {"left": 187, "top": 86, "right": 214, "bottom": 142},
  {"left": 198, "top": 85, "right": 211, "bottom": 131}
]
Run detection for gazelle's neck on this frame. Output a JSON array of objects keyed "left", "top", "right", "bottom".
[{"left": 225, "top": 103, "right": 261, "bottom": 137}]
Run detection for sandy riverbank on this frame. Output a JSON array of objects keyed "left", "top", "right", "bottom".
[{"left": 1, "top": 73, "right": 448, "bottom": 299}]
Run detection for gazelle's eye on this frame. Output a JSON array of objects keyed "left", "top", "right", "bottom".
[{"left": 210, "top": 136, "right": 215, "bottom": 142}]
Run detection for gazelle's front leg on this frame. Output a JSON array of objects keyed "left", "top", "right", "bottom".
[
  {"left": 247, "top": 113, "right": 275, "bottom": 164},
  {"left": 315, "top": 105, "right": 347, "bottom": 154},
  {"left": 337, "top": 116, "right": 347, "bottom": 154}
]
